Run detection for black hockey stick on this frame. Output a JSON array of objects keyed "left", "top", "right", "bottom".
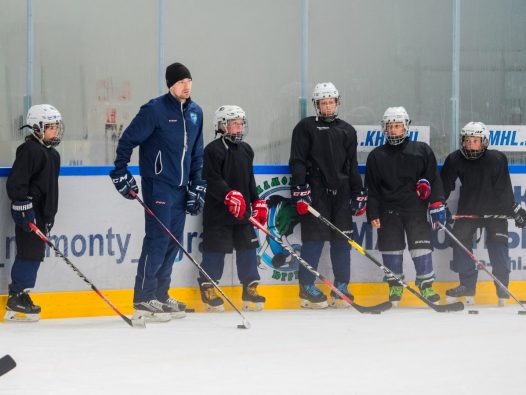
[
  {"left": 130, "top": 191, "right": 251, "bottom": 329},
  {"left": 0, "top": 355, "right": 16, "bottom": 377},
  {"left": 29, "top": 223, "right": 145, "bottom": 328},
  {"left": 249, "top": 216, "right": 392, "bottom": 314},
  {"left": 453, "top": 214, "right": 511, "bottom": 220},
  {"left": 307, "top": 206, "right": 465, "bottom": 312},
  {"left": 438, "top": 223, "right": 526, "bottom": 311}
]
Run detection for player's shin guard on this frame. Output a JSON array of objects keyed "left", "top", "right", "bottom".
[
  {"left": 4, "top": 289, "right": 41, "bottom": 322},
  {"left": 242, "top": 281, "right": 265, "bottom": 311}
]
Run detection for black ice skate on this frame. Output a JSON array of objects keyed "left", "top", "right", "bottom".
[
  {"left": 133, "top": 300, "right": 171, "bottom": 322},
  {"left": 199, "top": 282, "right": 224, "bottom": 312},
  {"left": 299, "top": 284, "right": 328, "bottom": 309},
  {"left": 329, "top": 281, "right": 354, "bottom": 308},
  {"left": 4, "top": 289, "right": 41, "bottom": 322},
  {"left": 242, "top": 281, "right": 266, "bottom": 311},
  {"left": 419, "top": 284, "right": 440, "bottom": 304},
  {"left": 160, "top": 297, "right": 186, "bottom": 319},
  {"left": 445, "top": 285, "right": 475, "bottom": 305}
]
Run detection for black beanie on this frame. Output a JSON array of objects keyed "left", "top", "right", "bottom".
[{"left": 165, "top": 62, "right": 192, "bottom": 88}]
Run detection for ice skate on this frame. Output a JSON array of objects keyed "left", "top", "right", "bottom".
[
  {"left": 299, "top": 284, "right": 328, "bottom": 309},
  {"left": 329, "top": 281, "right": 354, "bottom": 308},
  {"left": 199, "top": 282, "right": 224, "bottom": 312},
  {"left": 4, "top": 289, "right": 41, "bottom": 322},
  {"left": 242, "top": 281, "right": 265, "bottom": 311},
  {"left": 445, "top": 285, "right": 475, "bottom": 305},
  {"left": 388, "top": 280, "right": 404, "bottom": 307},
  {"left": 419, "top": 284, "right": 440, "bottom": 304},
  {"left": 132, "top": 300, "right": 171, "bottom": 322},
  {"left": 161, "top": 297, "right": 186, "bottom": 319}
]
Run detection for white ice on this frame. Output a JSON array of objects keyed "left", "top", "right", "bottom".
[{"left": 1, "top": 306, "right": 525, "bottom": 395}]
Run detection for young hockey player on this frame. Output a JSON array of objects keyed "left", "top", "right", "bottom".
[
  {"left": 441, "top": 121, "right": 526, "bottom": 305},
  {"left": 110, "top": 62, "right": 205, "bottom": 322},
  {"left": 365, "top": 106, "right": 445, "bottom": 306},
  {"left": 197, "top": 105, "right": 267, "bottom": 312},
  {"left": 289, "top": 82, "right": 366, "bottom": 309},
  {"left": 5, "top": 104, "right": 63, "bottom": 322}
]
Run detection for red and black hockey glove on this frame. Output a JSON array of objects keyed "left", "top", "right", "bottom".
[
  {"left": 291, "top": 184, "right": 312, "bottom": 215},
  {"left": 350, "top": 188, "right": 368, "bottom": 216},
  {"left": 428, "top": 202, "right": 446, "bottom": 230},
  {"left": 224, "top": 190, "right": 246, "bottom": 219},
  {"left": 251, "top": 199, "right": 268, "bottom": 226},
  {"left": 416, "top": 179, "right": 431, "bottom": 201}
]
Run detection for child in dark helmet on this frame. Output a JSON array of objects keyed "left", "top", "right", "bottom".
[
  {"left": 198, "top": 105, "right": 267, "bottom": 312},
  {"left": 441, "top": 121, "right": 526, "bottom": 306},
  {"left": 5, "top": 104, "right": 63, "bottom": 322}
]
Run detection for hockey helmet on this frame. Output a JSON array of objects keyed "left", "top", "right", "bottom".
[
  {"left": 312, "top": 82, "right": 340, "bottom": 122},
  {"left": 460, "top": 122, "right": 489, "bottom": 160},
  {"left": 25, "top": 104, "right": 64, "bottom": 148},
  {"left": 214, "top": 105, "right": 247, "bottom": 143},
  {"left": 381, "top": 106, "right": 410, "bottom": 145}
]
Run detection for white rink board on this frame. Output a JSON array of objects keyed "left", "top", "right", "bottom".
[{"left": 1, "top": 171, "right": 526, "bottom": 293}]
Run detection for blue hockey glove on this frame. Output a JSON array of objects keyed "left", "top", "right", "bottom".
[
  {"left": 109, "top": 166, "right": 138, "bottom": 200},
  {"left": 350, "top": 188, "right": 368, "bottom": 216},
  {"left": 512, "top": 202, "right": 526, "bottom": 228},
  {"left": 186, "top": 179, "right": 207, "bottom": 216},
  {"left": 291, "top": 184, "right": 312, "bottom": 215},
  {"left": 11, "top": 200, "right": 36, "bottom": 232},
  {"left": 428, "top": 202, "right": 446, "bottom": 230}
]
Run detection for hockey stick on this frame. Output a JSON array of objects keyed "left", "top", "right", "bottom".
[
  {"left": 130, "top": 191, "right": 251, "bottom": 329},
  {"left": 438, "top": 223, "right": 526, "bottom": 311},
  {"left": 453, "top": 214, "right": 511, "bottom": 220},
  {"left": 307, "top": 206, "right": 465, "bottom": 312},
  {"left": 249, "top": 216, "right": 392, "bottom": 314},
  {"left": 29, "top": 223, "right": 145, "bottom": 328},
  {"left": 0, "top": 355, "right": 16, "bottom": 377}
]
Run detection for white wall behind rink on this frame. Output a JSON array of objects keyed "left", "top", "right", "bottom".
[{"left": 1, "top": 172, "right": 526, "bottom": 293}]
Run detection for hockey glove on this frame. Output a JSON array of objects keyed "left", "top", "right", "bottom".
[
  {"left": 251, "top": 199, "right": 268, "bottom": 226},
  {"left": 350, "top": 188, "right": 368, "bottom": 216},
  {"left": 11, "top": 200, "right": 35, "bottom": 232},
  {"left": 186, "top": 179, "right": 207, "bottom": 216},
  {"left": 428, "top": 202, "right": 446, "bottom": 230},
  {"left": 512, "top": 202, "right": 526, "bottom": 228},
  {"left": 45, "top": 221, "right": 54, "bottom": 236},
  {"left": 224, "top": 190, "right": 246, "bottom": 219},
  {"left": 291, "top": 184, "right": 312, "bottom": 216},
  {"left": 445, "top": 205, "right": 454, "bottom": 225},
  {"left": 109, "top": 166, "right": 139, "bottom": 200},
  {"left": 416, "top": 179, "right": 431, "bottom": 201}
]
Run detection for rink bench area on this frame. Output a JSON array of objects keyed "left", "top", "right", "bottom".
[{"left": 1, "top": 281, "right": 526, "bottom": 320}]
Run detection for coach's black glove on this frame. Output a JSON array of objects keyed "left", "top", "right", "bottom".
[
  {"left": 109, "top": 166, "right": 138, "bottom": 200},
  {"left": 11, "top": 200, "right": 35, "bottom": 232},
  {"left": 512, "top": 203, "right": 526, "bottom": 228},
  {"left": 186, "top": 179, "right": 207, "bottom": 216}
]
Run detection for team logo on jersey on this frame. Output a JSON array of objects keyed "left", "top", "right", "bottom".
[
  {"left": 189, "top": 111, "right": 198, "bottom": 125},
  {"left": 255, "top": 176, "right": 300, "bottom": 282}
]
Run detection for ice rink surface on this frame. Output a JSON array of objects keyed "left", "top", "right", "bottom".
[{"left": 1, "top": 305, "right": 525, "bottom": 395}]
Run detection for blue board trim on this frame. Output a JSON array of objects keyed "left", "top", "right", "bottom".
[{"left": 2, "top": 164, "right": 526, "bottom": 177}]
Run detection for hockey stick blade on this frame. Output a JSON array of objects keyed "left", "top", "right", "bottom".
[
  {"left": 0, "top": 355, "right": 16, "bottom": 377},
  {"left": 248, "top": 216, "right": 391, "bottom": 314},
  {"left": 307, "top": 206, "right": 465, "bottom": 313}
]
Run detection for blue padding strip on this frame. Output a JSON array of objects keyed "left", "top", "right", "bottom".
[{"left": 2, "top": 164, "right": 526, "bottom": 177}]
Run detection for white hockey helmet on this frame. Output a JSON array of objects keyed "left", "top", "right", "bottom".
[
  {"left": 460, "top": 121, "right": 489, "bottom": 160},
  {"left": 214, "top": 105, "right": 247, "bottom": 143},
  {"left": 381, "top": 106, "right": 410, "bottom": 145},
  {"left": 312, "top": 82, "right": 340, "bottom": 122},
  {"left": 26, "top": 104, "right": 64, "bottom": 148}
]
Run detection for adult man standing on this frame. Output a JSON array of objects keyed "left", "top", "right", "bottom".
[{"left": 110, "top": 62, "right": 205, "bottom": 321}]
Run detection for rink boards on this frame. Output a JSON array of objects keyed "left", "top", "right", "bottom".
[{"left": 1, "top": 165, "right": 526, "bottom": 319}]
